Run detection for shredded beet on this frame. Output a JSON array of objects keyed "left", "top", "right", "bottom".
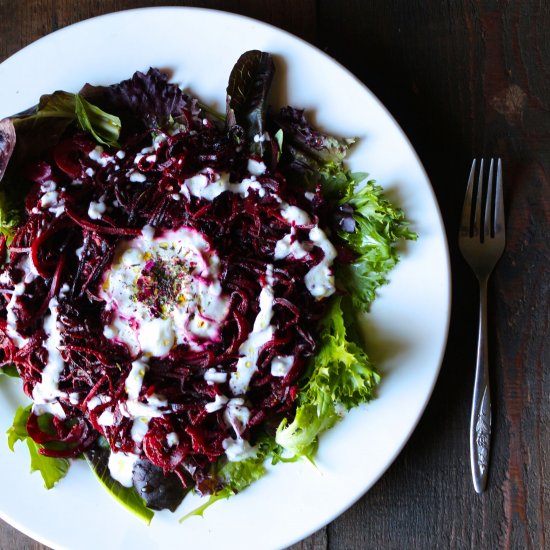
[{"left": 0, "top": 100, "right": 336, "bottom": 493}]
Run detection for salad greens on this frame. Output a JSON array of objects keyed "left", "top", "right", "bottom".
[
  {"left": 0, "top": 50, "right": 415, "bottom": 523},
  {"left": 226, "top": 50, "right": 275, "bottom": 156},
  {"left": 272, "top": 165, "right": 414, "bottom": 460},
  {"left": 334, "top": 172, "right": 416, "bottom": 312},
  {"left": 0, "top": 188, "right": 21, "bottom": 245},
  {"left": 0, "top": 119, "right": 15, "bottom": 181},
  {"left": 276, "top": 295, "right": 380, "bottom": 459},
  {"left": 79, "top": 68, "right": 200, "bottom": 139},
  {"left": 180, "top": 434, "right": 282, "bottom": 522},
  {"left": 0, "top": 364, "right": 18, "bottom": 377},
  {"left": 85, "top": 439, "right": 154, "bottom": 525},
  {"left": 6, "top": 405, "right": 70, "bottom": 489},
  {"left": 10, "top": 91, "right": 121, "bottom": 152}
]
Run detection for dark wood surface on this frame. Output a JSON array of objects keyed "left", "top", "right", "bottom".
[{"left": 0, "top": 1, "right": 548, "bottom": 549}]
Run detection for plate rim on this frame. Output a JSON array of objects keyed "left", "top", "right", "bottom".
[{"left": 0, "top": 6, "right": 452, "bottom": 549}]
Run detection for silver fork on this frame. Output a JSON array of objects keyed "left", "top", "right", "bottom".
[{"left": 459, "top": 158, "right": 505, "bottom": 493}]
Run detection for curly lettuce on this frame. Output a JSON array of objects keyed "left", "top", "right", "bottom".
[
  {"left": 276, "top": 296, "right": 380, "bottom": 459},
  {"left": 273, "top": 118, "right": 415, "bottom": 459},
  {"left": 332, "top": 170, "right": 417, "bottom": 312},
  {"left": 180, "top": 433, "right": 284, "bottom": 522}
]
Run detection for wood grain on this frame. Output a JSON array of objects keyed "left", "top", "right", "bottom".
[
  {"left": 0, "top": 1, "right": 548, "bottom": 549},
  {"left": 315, "top": 1, "right": 550, "bottom": 549}
]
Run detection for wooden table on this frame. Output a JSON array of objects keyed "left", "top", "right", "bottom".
[{"left": 0, "top": 1, "right": 548, "bottom": 549}]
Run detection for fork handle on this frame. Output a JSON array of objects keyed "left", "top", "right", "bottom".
[{"left": 470, "top": 278, "right": 492, "bottom": 492}]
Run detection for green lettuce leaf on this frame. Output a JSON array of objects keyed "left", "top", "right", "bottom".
[
  {"left": 276, "top": 296, "right": 380, "bottom": 459},
  {"left": 322, "top": 169, "right": 416, "bottom": 311},
  {"left": 11, "top": 91, "right": 121, "bottom": 151},
  {"left": 275, "top": 163, "right": 414, "bottom": 460},
  {"left": 178, "top": 456, "right": 266, "bottom": 523},
  {"left": 0, "top": 189, "right": 22, "bottom": 245},
  {"left": 6, "top": 405, "right": 70, "bottom": 489},
  {"left": 180, "top": 433, "right": 280, "bottom": 522},
  {"left": 85, "top": 439, "right": 154, "bottom": 525},
  {"left": 0, "top": 365, "right": 19, "bottom": 377},
  {"left": 74, "top": 93, "right": 121, "bottom": 146},
  {"left": 179, "top": 487, "right": 233, "bottom": 522}
]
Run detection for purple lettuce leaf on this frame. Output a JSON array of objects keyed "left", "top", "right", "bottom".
[
  {"left": 226, "top": 50, "right": 275, "bottom": 157},
  {"left": 0, "top": 119, "right": 16, "bottom": 182},
  {"left": 80, "top": 68, "right": 199, "bottom": 137},
  {"left": 274, "top": 106, "right": 355, "bottom": 166}
]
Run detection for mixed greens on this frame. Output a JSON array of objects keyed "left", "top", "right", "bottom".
[{"left": 0, "top": 50, "right": 414, "bottom": 522}]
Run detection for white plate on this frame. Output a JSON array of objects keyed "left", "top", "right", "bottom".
[{"left": 0, "top": 7, "right": 450, "bottom": 550}]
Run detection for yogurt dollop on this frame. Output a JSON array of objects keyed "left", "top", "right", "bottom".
[{"left": 100, "top": 225, "right": 229, "bottom": 357}]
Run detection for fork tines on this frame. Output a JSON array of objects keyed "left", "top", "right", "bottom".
[{"left": 462, "top": 158, "right": 504, "bottom": 242}]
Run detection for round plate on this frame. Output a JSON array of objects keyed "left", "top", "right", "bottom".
[{"left": 0, "top": 7, "right": 450, "bottom": 550}]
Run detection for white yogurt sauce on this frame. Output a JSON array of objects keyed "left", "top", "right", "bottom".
[
  {"left": 5, "top": 282, "right": 28, "bottom": 347},
  {"left": 39, "top": 180, "right": 65, "bottom": 217},
  {"left": 274, "top": 228, "right": 311, "bottom": 260},
  {"left": 128, "top": 170, "right": 147, "bottom": 183},
  {"left": 125, "top": 359, "right": 146, "bottom": 400},
  {"left": 166, "top": 432, "right": 179, "bottom": 447},
  {"left": 204, "top": 368, "right": 228, "bottom": 385},
  {"left": 280, "top": 204, "right": 311, "bottom": 225},
  {"left": 222, "top": 398, "right": 256, "bottom": 461},
  {"left": 89, "top": 146, "right": 114, "bottom": 167},
  {"left": 304, "top": 227, "right": 337, "bottom": 299},
  {"left": 97, "top": 409, "right": 116, "bottom": 427},
  {"left": 205, "top": 394, "right": 229, "bottom": 413},
  {"left": 274, "top": 204, "right": 337, "bottom": 299},
  {"left": 87, "top": 394, "right": 111, "bottom": 410},
  {"left": 247, "top": 158, "right": 267, "bottom": 176},
  {"left": 224, "top": 398, "right": 250, "bottom": 435},
  {"left": 108, "top": 451, "right": 139, "bottom": 487},
  {"left": 222, "top": 436, "right": 256, "bottom": 462},
  {"left": 270, "top": 355, "right": 295, "bottom": 377},
  {"left": 88, "top": 197, "right": 107, "bottom": 220},
  {"left": 181, "top": 169, "right": 264, "bottom": 201},
  {"left": 100, "top": 225, "right": 229, "bottom": 357},
  {"left": 229, "top": 265, "right": 275, "bottom": 396},
  {"left": 32, "top": 297, "right": 67, "bottom": 418}
]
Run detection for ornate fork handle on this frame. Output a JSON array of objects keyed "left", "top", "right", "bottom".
[
  {"left": 460, "top": 158, "right": 504, "bottom": 492},
  {"left": 470, "top": 278, "right": 492, "bottom": 492}
]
